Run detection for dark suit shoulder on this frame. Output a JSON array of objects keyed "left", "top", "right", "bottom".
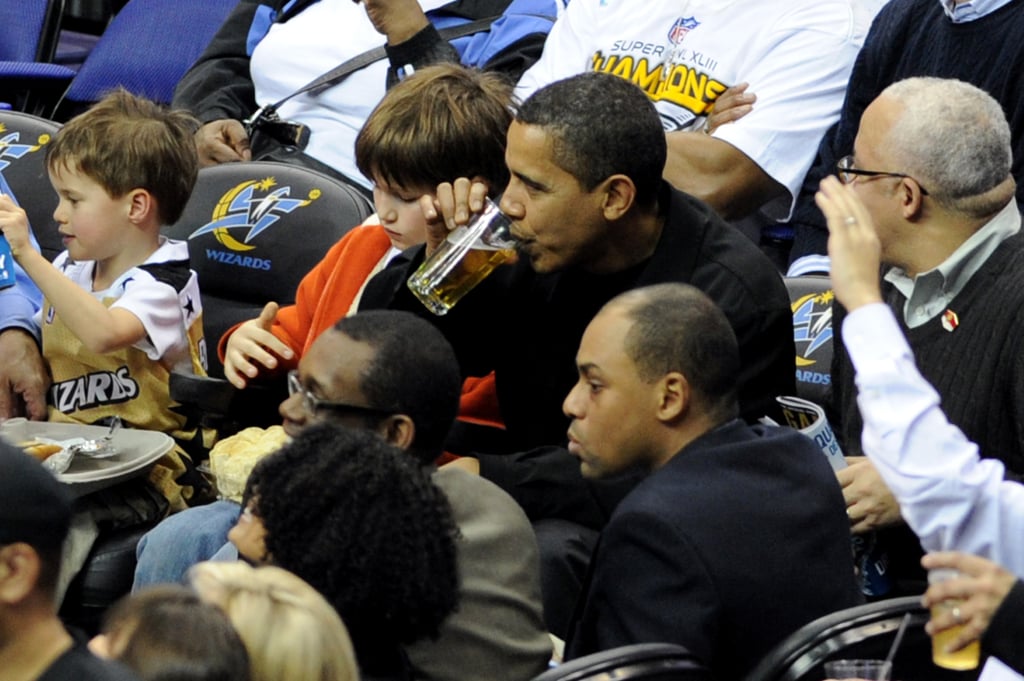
[
  {"left": 644, "top": 422, "right": 834, "bottom": 489},
  {"left": 656, "top": 187, "right": 790, "bottom": 315},
  {"left": 39, "top": 642, "right": 140, "bottom": 681}
]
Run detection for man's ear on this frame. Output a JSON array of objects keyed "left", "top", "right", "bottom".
[
  {"left": 379, "top": 414, "right": 416, "bottom": 451},
  {"left": 0, "top": 543, "right": 41, "bottom": 604},
  {"left": 126, "top": 188, "right": 156, "bottom": 225},
  {"left": 600, "top": 174, "right": 637, "bottom": 221},
  {"left": 899, "top": 178, "right": 926, "bottom": 221},
  {"left": 656, "top": 372, "right": 690, "bottom": 423}
]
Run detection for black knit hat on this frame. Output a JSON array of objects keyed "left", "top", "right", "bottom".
[{"left": 0, "top": 440, "right": 72, "bottom": 551}]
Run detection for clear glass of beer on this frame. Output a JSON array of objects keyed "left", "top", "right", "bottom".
[
  {"left": 407, "top": 197, "right": 518, "bottom": 315},
  {"left": 927, "top": 568, "right": 981, "bottom": 670}
]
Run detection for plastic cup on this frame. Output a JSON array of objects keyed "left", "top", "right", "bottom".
[
  {"left": 407, "top": 198, "right": 518, "bottom": 315},
  {"left": 0, "top": 235, "right": 15, "bottom": 290},
  {"left": 823, "top": 659, "right": 892, "bottom": 680},
  {"left": 927, "top": 568, "right": 981, "bottom": 670}
]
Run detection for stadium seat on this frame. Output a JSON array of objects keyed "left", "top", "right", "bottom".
[
  {"left": 0, "top": 0, "right": 64, "bottom": 63},
  {"left": 59, "top": 522, "right": 154, "bottom": 637},
  {"left": 743, "top": 596, "right": 981, "bottom": 681},
  {"left": 51, "top": 0, "right": 235, "bottom": 120},
  {"left": 785, "top": 274, "right": 834, "bottom": 408},
  {"left": 532, "top": 643, "right": 711, "bottom": 681},
  {"left": 0, "top": 110, "right": 63, "bottom": 261},
  {"left": 0, "top": 0, "right": 77, "bottom": 113},
  {"left": 164, "top": 160, "right": 374, "bottom": 433}
]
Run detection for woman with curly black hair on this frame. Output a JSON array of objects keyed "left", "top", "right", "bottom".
[{"left": 228, "top": 422, "right": 460, "bottom": 681}]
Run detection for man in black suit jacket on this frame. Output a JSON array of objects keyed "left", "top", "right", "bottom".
[{"left": 562, "top": 283, "right": 861, "bottom": 680}]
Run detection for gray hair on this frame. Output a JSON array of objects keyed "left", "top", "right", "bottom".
[{"left": 881, "top": 77, "right": 1012, "bottom": 216}]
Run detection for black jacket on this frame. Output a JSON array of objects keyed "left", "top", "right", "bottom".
[
  {"left": 565, "top": 420, "right": 862, "bottom": 680},
  {"left": 361, "top": 184, "right": 796, "bottom": 527}
]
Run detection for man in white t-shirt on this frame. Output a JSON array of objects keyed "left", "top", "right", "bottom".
[
  {"left": 174, "top": 0, "right": 561, "bottom": 190},
  {"left": 515, "top": 0, "right": 878, "bottom": 226}
]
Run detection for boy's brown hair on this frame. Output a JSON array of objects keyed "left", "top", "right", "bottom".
[
  {"left": 46, "top": 88, "right": 199, "bottom": 226},
  {"left": 355, "top": 64, "right": 513, "bottom": 193}
]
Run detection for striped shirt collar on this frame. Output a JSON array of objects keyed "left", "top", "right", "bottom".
[
  {"left": 940, "top": 0, "right": 1015, "bottom": 22},
  {"left": 885, "top": 197, "right": 1021, "bottom": 327}
]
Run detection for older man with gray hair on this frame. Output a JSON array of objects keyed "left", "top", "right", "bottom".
[{"left": 827, "top": 76, "right": 1024, "bottom": 594}]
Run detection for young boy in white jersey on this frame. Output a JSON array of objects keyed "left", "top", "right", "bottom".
[{"left": 0, "top": 89, "right": 207, "bottom": 512}]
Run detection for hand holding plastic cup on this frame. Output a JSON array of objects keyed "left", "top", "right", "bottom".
[
  {"left": 927, "top": 568, "right": 981, "bottom": 670},
  {"left": 823, "top": 659, "right": 892, "bottom": 680},
  {"left": 407, "top": 197, "right": 518, "bottom": 315}
]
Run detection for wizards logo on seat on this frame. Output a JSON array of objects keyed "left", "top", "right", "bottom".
[
  {"left": 188, "top": 177, "right": 320, "bottom": 271},
  {"left": 0, "top": 127, "right": 50, "bottom": 174},
  {"left": 792, "top": 289, "right": 834, "bottom": 387}
]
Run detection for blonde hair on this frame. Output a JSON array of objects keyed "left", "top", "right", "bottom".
[{"left": 188, "top": 562, "right": 360, "bottom": 681}]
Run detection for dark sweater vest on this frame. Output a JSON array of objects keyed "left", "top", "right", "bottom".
[
  {"left": 834, "top": 230, "right": 1024, "bottom": 475},
  {"left": 792, "top": 0, "right": 1024, "bottom": 257},
  {"left": 832, "top": 229, "right": 1024, "bottom": 586},
  {"left": 984, "top": 579, "right": 1024, "bottom": 673}
]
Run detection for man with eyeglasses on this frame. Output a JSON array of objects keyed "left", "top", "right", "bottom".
[
  {"left": 824, "top": 76, "right": 1024, "bottom": 595},
  {"left": 817, "top": 159, "right": 1024, "bottom": 674},
  {"left": 134, "top": 310, "right": 553, "bottom": 681}
]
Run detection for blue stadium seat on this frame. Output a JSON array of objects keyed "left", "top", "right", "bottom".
[
  {"left": 0, "top": 0, "right": 64, "bottom": 62},
  {"left": 0, "top": 0, "right": 77, "bottom": 113},
  {"left": 52, "top": 0, "right": 235, "bottom": 120}
]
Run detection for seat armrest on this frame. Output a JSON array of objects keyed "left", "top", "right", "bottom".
[{"left": 169, "top": 371, "right": 237, "bottom": 416}]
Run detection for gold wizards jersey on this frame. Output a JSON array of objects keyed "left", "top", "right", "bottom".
[{"left": 42, "top": 241, "right": 208, "bottom": 510}]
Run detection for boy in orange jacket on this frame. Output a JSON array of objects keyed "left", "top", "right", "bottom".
[{"left": 218, "top": 64, "right": 513, "bottom": 435}]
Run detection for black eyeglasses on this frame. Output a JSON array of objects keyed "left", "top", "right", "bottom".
[
  {"left": 836, "top": 155, "right": 930, "bottom": 195},
  {"left": 287, "top": 370, "right": 396, "bottom": 419}
]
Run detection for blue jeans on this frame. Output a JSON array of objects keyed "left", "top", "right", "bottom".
[{"left": 132, "top": 500, "right": 241, "bottom": 591}]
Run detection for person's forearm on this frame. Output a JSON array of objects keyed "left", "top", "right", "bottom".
[
  {"left": 19, "top": 252, "right": 144, "bottom": 354},
  {"left": 384, "top": 23, "right": 459, "bottom": 87},
  {"left": 0, "top": 280, "right": 42, "bottom": 342},
  {"left": 664, "top": 132, "right": 785, "bottom": 219}
]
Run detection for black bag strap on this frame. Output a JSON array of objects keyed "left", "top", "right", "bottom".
[{"left": 248, "top": 15, "right": 500, "bottom": 124}]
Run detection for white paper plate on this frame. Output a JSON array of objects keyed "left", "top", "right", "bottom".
[{"left": 0, "top": 418, "right": 174, "bottom": 497}]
